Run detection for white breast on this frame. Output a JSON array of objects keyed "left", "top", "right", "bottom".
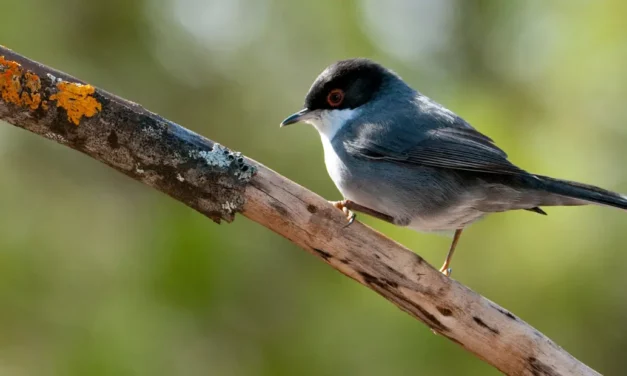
[
  {"left": 305, "top": 108, "right": 359, "bottom": 196},
  {"left": 320, "top": 136, "right": 348, "bottom": 191}
]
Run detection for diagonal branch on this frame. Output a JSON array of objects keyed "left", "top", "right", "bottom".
[{"left": 0, "top": 46, "right": 599, "bottom": 376}]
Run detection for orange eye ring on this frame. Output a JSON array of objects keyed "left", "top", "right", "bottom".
[{"left": 327, "top": 88, "right": 345, "bottom": 107}]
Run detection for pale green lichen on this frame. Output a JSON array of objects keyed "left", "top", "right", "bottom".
[
  {"left": 221, "top": 201, "right": 238, "bottom": 213},
  {"left": 135, "top": 163, "right": 145, "bottom": 174},
  {"left": 188, "top": 143, "right": 256, "bottom": 182},
  {"left": 189, "top": 143, "right": 256, "bottom": 180},
  {"left": 44, "top": 132, "right": 68, "bottom": 144},
  {"left": 234, "top": 161, "right": 256, "bottom": 181},
  {"left": 190, "top": 143, "right": 232, "bottom": 168}
]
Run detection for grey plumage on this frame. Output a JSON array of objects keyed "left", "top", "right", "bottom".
[{"left": 282, "top": 58, "right": 627, "bottom": 234}]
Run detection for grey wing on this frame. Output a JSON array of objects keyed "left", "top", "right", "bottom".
[{"left": 343, "top": 119, "right": 527, "bottom": 176}]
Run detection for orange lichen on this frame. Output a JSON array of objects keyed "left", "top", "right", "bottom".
[
  {"left": 21, "top": 72, "right": 41, "bottom": 110},
  {"left": 0, "top": 56, "right": 43, "bottom": 110},
  {"left": 49, "top": 81, "right": 102, "bottom": 125},
  {"left": 1, "top": 55, "right": 102, "bottom": 125},
  {"left": 0, "top": 56, "right": 23, "bottom": 105}
]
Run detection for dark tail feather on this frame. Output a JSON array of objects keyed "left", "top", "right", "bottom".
[
  {"left": 526, "top": 206, "right": 547, "bottom": 215},
  {"left": 534, "top": 175, "right": 627, "bottom": 210}
]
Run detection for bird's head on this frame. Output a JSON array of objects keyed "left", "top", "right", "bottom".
[{"left": 281, "top": 58, "right": 404, "bottom": 139}]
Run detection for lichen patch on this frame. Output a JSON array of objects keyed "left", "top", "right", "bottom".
[
  {"left": 1, "top": 56, "right": 101, "bottom": 123},
  {"left": 188, "top": 143, "right": 257, "bottom": 181},
  {"left": 0, "top": 56, "right": 42, "bottom": 110},
  {"left": 221, "top": 201, "right": 238, "bottom": 213},
  {"left": 49, "top": 81, "right": 102, "bottom": 125},
  {"left": 192, "top": 143, "right": 232, "bottom": 168}
]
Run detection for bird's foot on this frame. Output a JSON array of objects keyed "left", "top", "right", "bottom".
[
  {"left": 439, "top": 266, "right": 452, "bottom": 277},
  {"left": 330, "top": 200, "right": 356, "bottom": 227}
]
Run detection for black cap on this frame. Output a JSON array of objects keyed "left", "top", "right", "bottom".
[{"left": 303, "top": 58, "right": 387, "bottom": 111}]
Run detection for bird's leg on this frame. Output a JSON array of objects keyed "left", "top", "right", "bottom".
[
  {"left": 439, "top": 229, "right": 463, "bottom": 276},
  {"left": 345, "top": 201, "right": 396, "bottom": 224},
  {"left": 330, "top": 200, "right": 396, "bottom": 227}
]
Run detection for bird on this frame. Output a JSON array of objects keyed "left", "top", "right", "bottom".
[{"left": 280, "top": 58, "right": 627, "bottom": 276}]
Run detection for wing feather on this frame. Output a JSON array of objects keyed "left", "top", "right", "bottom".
[{"left": 344, "top": 119, "right": 526, "bottom": 175}]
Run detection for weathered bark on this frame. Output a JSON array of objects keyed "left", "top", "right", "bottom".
[{"left": 0, "top": 46, "right": 600, "bottom": 376}]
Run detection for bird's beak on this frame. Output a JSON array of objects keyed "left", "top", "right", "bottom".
[{"left": 280, "top": 108, "right": 311, "bottom": 127}]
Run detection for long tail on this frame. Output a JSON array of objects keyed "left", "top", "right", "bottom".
[{"left": 533, "top": 175, "right": 627, "bottom": 210}]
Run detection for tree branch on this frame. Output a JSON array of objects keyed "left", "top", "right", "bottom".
[{"left": 0, "top": 46, "right": 599, "bottom": 376}]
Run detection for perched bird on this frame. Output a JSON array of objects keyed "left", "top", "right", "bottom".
[{"left": 281, "top": 58, "right": 627, "bottom": 275}]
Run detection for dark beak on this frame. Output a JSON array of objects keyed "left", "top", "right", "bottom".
[{"left": 280, "top": 108, "right": 310, "bottom": 127}]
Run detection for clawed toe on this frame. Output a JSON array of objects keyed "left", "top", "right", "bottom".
[
  {"left": 330, "top": 200, "right": 357, "bottom": 227},
  {"left": 439, "top": 267, "right": 452, "bottom": 277},
  {"left": 331, "top": 200, "right": 344, "bottom": 212},
  {"left": 344, "top": 208, "right": 356, "bottom": 228}
]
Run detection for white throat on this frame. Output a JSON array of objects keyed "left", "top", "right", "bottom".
[
  {"left": 305, "top": 108, "right": 358, "bottom": 197},
  {"left": 305, "top": 108, "right": 359, "bottom": 142}
]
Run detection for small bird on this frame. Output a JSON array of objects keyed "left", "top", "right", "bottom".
[{"left": 281, "top": 58, "right": 627, "bottom": 275}]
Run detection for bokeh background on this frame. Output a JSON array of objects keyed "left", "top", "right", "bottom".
[{"left": 2, "top": 1, "right": 627, "bottom": 375}]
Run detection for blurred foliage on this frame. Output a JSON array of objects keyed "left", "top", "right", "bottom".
[{"left": 2, "top": 0, "right": 627, "bottom": 375}]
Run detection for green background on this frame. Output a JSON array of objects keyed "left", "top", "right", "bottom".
[{"left": 2, "top": 1, "right": 627, "bottom": 375}]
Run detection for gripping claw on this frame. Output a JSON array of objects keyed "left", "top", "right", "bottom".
[{"left": 331, "top": 200, "right": 357, "bottom": 228}]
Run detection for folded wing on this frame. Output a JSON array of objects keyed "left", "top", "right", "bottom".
[{"left": 344, "top": 123, "right": 527, "bottom": 176}]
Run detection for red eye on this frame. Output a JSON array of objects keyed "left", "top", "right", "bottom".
[{"left": 327, "top": 88, "right": 344, "bottom": 107}]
